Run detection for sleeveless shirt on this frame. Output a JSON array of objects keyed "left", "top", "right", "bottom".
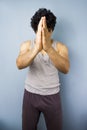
[{"left": 25, "top": 40, "right": 60, "bottom": 95}]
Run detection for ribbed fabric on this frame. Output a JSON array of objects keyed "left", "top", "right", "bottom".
[{"left": 25, "top": 40, "right": 60, "bottom": 95}]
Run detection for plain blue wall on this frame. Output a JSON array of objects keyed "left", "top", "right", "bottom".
[{"left": 0, "top": 0, "right": 87, "bottom": 130}]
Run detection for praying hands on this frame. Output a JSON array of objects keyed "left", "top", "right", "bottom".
[{"left": 35, "top": 16, "right": 52, "bottom": 52}]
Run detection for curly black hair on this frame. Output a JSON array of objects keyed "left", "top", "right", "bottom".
[{"left": 30, "top": 8, "right": 56, "bottom": 33}]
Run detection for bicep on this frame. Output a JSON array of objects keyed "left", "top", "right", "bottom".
[
  {"left": 18, "top": 41, "right": 30, "bottom": 56},
  {"left": 59, "top": 46, "right": 69, "bottom": 60},
  {"left": 56, "top": 43, "right": 69, "bottom": 60}
]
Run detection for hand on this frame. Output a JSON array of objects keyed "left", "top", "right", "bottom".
[
  {"left": 42, "top": 17, "right": 52, "bottom": 51},
  {"left": 35, "top": 18, "right": 43, "bottom": 52}
]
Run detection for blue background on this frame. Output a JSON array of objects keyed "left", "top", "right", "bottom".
[{"left": 0, "top": 0, "right": 87, "bottom": 130}]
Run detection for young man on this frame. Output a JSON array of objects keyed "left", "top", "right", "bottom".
[{"left": 16, "top": 8, "right": 70, "bottom": 130}]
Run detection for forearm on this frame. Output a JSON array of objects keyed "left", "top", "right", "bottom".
[
  {"left": 46, "top": 47, "right": 70, "bottom": 74},
  {"left": 16, "top": 46, "right": 39, "bottom": 69}
]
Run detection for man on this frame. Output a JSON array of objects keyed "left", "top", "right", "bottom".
[{"left": 16, "top": 8, "right": 70, "bottom": 130}]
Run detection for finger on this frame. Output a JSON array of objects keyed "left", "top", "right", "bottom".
[
  {"left": 42, "top": 28, "right": 46, "bottom": 37},
  {"left": 38, "top": 17, "right": 43, "bottom": 29},
  {"left": 42, "top": 16, "right": 47, "bottom": 28},
  {"left": 42, "top": 27, "right": 46, "bottom": 42},
  {"left": 37, "top": 27, "right": 42, "bottom": 39}
]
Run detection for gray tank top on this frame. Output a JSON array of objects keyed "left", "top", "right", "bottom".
[{"left": 25, "top": 40, "right": 60, "bottom": 95}]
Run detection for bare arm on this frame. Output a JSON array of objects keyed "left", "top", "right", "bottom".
[
  {"left": 41, "top": 17, "right": 70, "bottom": 74},
  {"left": 16, "top": 41, "right": 39, "bottom": 69},
  {"left": 16, "top": 17, "right": 43, "bottom": 69},
  {"left": 46, "top": 43, "right": 70, "bottom": 74}
]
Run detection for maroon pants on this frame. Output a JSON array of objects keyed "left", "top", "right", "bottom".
[{"left": 22, "top": 89, "right": 62, "bottom": 130}]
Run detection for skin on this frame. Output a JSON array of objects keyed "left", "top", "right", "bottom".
[{"left": 16, "top": 16, "right": 70, "bottom": 74}]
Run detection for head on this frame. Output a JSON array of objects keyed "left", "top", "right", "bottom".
[{"left": 31, "top": 8, "right": 56, "bottom": 33}]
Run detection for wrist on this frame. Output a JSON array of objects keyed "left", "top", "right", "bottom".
[
  {"left": 34, "top": 43, "right": 40, "bottom": 51},
  {"left": 33, "top": 45, "right": 40, "bottom": 54},
  {"left": 45, "top": 46, "right": 53, "bottom": 53}
]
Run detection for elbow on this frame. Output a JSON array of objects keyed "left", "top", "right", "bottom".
[
  {"left": 63, "top": 62, "right": 70, "bottom": 74},
  {"left": 16, "top": 58, "right": 23, "bottom": 70},
  {"left": 16, "top": 57, "right": 28, "bottom": 70},
  {"left": 63, "top": 67, "right": 69, "bottom": 74},
  {"left": 57, "top": 65, "right": 70, "bottom": 74}
]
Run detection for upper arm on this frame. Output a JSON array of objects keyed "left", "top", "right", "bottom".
[
  {"left": 56, "top": 42, "right": 69, "bottom": 60},
  {"left": 18, "top": 40, "right": 31, "bottom": 56}
]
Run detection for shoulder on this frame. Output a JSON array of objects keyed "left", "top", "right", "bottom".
[
  {"left": 56, "top": 41, "right": 69, "bottom": 59},
  {"left": 56, "top": 41, "right": 68, "bottom": 53},
  {"left": 20, "top": 40, "right": 31, "bottom": 51}
]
